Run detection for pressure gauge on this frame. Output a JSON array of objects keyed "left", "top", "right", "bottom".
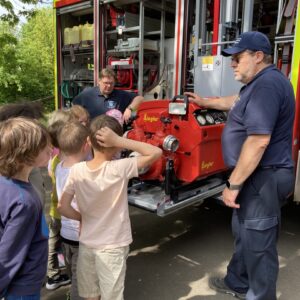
[
  {"left": 205, "top": 113, "right": 215, "bottom": 125},
  {"left": 197, "top": 115, "right": 206, "bottom": 126}
]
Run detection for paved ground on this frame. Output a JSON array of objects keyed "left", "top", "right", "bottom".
[{"left": 41, "top": 195, "right": 300, "bottom": 300}]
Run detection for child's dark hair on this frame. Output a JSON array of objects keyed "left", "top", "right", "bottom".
[
  {"left": 0, "top": 102, "right": 44, "bottom": 121},
  {"left": 89, "top": 115, "right": 123, "bottom": 152},
  {"left": 58, "top": 121, "right": 89, "bottom": 155},
  {"left": 0, "top": 117, "right": 50, "bottom": 178}
]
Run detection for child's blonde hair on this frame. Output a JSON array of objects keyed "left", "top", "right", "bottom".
[
  {"left": 70, "top": 105, "right": 90, "bottom": 125},
  {"left": 0, "top": 117, "right": 50, "bottom": 178},
  {"left": 47, "top": 109, "right": 74, "bottom": 126},
  {"left": 47, "top": 109, "right": 75, "bottom": 148},
  {"left": 89, "top": 115, "right": 123, "bottom": 152},
  {"left": 58, "top": 121, "right": 89, "bottom": 155}
]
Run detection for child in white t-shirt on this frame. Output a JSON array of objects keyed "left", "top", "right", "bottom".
[
  {"left": 55, "top": 122, "right": 90, "bottom": 300},
  {"left": 58, "top": 115, "right": 162, "bottom": 300}
]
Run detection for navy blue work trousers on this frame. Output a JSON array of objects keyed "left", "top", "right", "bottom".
[{"left": 224, "top": 167, "right": 294, "bottom": 300}]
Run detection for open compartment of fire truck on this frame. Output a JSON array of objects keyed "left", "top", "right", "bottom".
[
  {"left": 55, "top": 1, "right": 95, "bottom": 107},
  {"left": 104, "top": 1, "right": 176, "bottom": 98}
]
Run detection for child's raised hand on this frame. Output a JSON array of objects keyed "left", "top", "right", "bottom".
[{"left": 96, "top": 127, "right": 120, "bottom": 147}]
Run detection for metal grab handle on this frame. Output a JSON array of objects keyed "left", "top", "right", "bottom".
[{"left": 171, "top": 95, "right": 189, "bottom": 106}]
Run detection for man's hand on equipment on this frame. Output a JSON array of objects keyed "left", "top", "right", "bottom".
[
  {"left": 184, "top": 92, "right": 206, "bottom": 107},
  {"left": 222, "top": 188, "right": 240, "bottom": 209},
  {"left": 124, "top": 95, "right": 143, "bottom": 124},
  {"left": 123, "top": 107, "right": 132, "bottom": 124}
]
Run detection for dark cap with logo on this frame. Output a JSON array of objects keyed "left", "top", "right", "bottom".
[{"left": 222, "top": 31, "right": 272, "bottom": 56}]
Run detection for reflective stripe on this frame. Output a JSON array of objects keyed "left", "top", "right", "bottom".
[{"left": 291, "top": 5, "right": 300, "bottom": 96}]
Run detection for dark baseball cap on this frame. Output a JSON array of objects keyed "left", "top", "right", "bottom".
[{"left": 222, "top": 31, "right": 272, "bottom": 56}]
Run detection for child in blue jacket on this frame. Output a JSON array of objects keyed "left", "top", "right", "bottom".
[{"left": 0, "top": 117, "right": 51, "bottom": 300}]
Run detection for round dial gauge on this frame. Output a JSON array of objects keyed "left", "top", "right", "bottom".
[
  {"left": 197, "top": 115, "right": 206, "bottom": 125},
  {"left": 205, "top": 113, "right": 215, "bottom": 125}
]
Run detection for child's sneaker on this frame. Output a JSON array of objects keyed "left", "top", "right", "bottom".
[
  {"left": 45, "top": 274, "right": 71, "bottom": 290},
  {"left": 209, "top": 277, "right": 246, "bottom": 299}
]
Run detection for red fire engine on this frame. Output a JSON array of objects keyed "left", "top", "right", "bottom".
[{"left": 54, "top": 0, "right": 300, "bottom": 216}]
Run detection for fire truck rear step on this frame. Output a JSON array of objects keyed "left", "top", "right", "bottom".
[{"left": 128, "top": 178, "right": 225, "bottom": 216}]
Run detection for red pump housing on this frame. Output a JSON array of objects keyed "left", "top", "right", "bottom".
[{"left": 126, "top": 99, "right": 227, "bottom": 183}]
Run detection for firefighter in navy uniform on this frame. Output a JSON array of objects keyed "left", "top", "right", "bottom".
[
  {"left": 72, "top": 68, "right": 143, "bottom": 122},
  {"left": 186, "top": 31, "right": 295, "bottom": 300}
]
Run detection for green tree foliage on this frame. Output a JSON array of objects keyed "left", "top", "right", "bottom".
[
  {"left": 0, "top": 0, "right": 41, "bottom": 25},
  {"left": 0, "top": 23, "right": 22, "bottom": 103},
  {"left": 17, "top": 8, "right": 54, "bottom": 104},
  {"left": 0, "top": 8, "right": 54, "bottom": 111}
]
